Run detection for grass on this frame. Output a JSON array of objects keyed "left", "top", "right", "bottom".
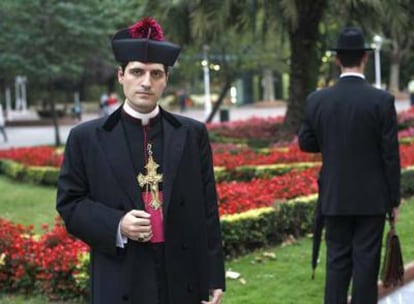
[
  {"left": 0, "top": 176, "right": 58, "bottom": 232},
  {"left": 0, "top": 175, "right": 413, "bottom": 303}
]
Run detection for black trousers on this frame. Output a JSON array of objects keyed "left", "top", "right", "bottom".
[
  {"left": 324, "top": 215, "right": 385, "bottom": 304},
  {"left": 152, "top": 243, "right": 169, "bottom": 304}
]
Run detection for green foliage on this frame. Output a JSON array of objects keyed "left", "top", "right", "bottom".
[
  {"left": 401, "top": 166, "right": 414, "bottom": 198},
  {"left": 0, "top": 0, "right": 126, "bottom": 91},
  {"left": 0, "top": 160, "right": 59, "bottom": 187},
  {"left": 0, "top": 160, "right": 25, "bottom": 180}
]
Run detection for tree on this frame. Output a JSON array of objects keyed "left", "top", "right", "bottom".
[
  {"left": 0, "top": 0, "right": 127, "bottom": 145},
  {"left": 279, "top": 0, "right": 328, "bottom": 135},
  {"left": 139, "top": 0, "right": 290, "bottom": 122},
  {"left": 380, "top": 0, "right": 414, "bottom": 93}
]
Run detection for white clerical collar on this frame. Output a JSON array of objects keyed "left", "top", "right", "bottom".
[
  {"left": 123, "top": 101, "right": 160, "bottom": 126},
  {"left": 340, "top": 72, "right": 365, "bottom": 79}
]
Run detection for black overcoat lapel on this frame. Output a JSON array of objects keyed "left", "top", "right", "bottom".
[
  {"left": 96, "top": 107, "right": 142, "bottom": 210},
  {"left": 161, "top": 110, "right": 187, "bottom": 218}
]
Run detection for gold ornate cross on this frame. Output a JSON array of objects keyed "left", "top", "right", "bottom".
[{"left": 137, "top": 148, "right": 163, "bottom": 210}]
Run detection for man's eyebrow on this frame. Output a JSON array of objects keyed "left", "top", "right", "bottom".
[{"left": 129, "top": 67, "right": 164, "bottom": 72}]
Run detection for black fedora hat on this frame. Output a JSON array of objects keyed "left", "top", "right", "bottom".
[
  {"left": 111, "top": 17, "right": 181, "bottom": 66},
  {"left": 330, "top": 27, "right": 373, "bottom": 51}
]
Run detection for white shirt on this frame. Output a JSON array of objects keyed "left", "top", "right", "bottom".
[
  {"left": 340, "top": 72, "right": 365, "bottom": 79},
  {"left": 123, "top": 101, "right": 160, "bottom": 125}
]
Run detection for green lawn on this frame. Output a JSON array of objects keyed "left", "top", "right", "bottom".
[
  {"left": 0, "top": 175, "right": 413, "bottom": 303},
  {"left": 0, "top": 176, "right": 57, "bottom": 232},
  {"left": 223, "top": 199, "right": 414, "bottom": 304}
]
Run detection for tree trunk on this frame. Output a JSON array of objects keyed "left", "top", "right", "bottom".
[
  {"left": 282, "top": 0, "right": 327, "bottom": 136},
  {"left": 205, "top": 77, "right": 233, "bottom": 123},
  {"left": 48, "top": 87, "right": 61, "bottom": 146},
  {"left": 389, "top": 49, "right": 401, "bottom": 94},
  {"left": 389, "top": 61, "right": 400, "bottom": 94},
  {"left": 262, "top": 69, "right": 275, "bottom": 101}
]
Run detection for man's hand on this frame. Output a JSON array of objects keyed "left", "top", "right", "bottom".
[
  {"left": 201, "top": 289, "right": 223, "bottom": 304},
  {"left": 120, "top": 210, "right": 152, "bottom": 242}
]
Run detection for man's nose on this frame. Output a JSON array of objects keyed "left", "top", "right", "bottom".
[{"left": 141, "top": 72, "right": 151, "bottom": 88}]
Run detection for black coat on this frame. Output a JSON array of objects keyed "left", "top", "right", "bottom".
[
  {"left": 298, "top": 76, "right": 401, "bottom": 215},
  {"left": 57, "top": 106, "right": 225, "bottom": 303}
]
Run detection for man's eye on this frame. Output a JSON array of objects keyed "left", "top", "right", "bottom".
[
  {"left": 131, "top": 70, "right": 144, "bottom": 76},
  {"left": 151, "top": 71, "right": 164, "bottom": 78}
]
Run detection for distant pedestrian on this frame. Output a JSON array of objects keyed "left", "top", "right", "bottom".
[
  {"left": 177, "top": 89, "right": 189, "bottom": 112},
  {"left": 107, "top": 92, "right": 119, "bottom": 114},
  {"left": 408, "top": 76, "right": 414, "bottom": 106},
  {"left": 0, "top": 104, "right": 8, "bottom": 142},
  {"left": 100, "top": 91, "right": 109, "bottom": 116}
]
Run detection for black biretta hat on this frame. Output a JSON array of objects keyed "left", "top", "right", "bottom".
[
  {"left": 330, "top": 27, "right": 373, "bottom": 51},
  {"left": 111, "top": 17, "right": 181, "bottom": 66}
]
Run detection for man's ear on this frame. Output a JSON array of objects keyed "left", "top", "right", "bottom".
[
  {"left": 362, "top": 52, "right": 369, "bottom": 64},
  {"left": 334, "top": 55, "right": 341, "bottom": 67},
  {"left": 117, "top": 67, "right": 124, "bottom": 84}
]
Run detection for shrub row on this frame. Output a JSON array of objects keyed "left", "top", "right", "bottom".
[
  {"left": 0, "top": 160, "right": 59, "bottom": 186},
  {"left": 0, "top": 158, "right": 319, "bottom": 186},
  {"left": 221, "top": 194, "right": 317, "bottom": 258}
]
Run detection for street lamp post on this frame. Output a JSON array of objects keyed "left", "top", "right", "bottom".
[
  {"left": 202, "top": 45, "right": 212, "bottom": 120},
  {"left": 373, "top": 35, "right": 383, "bottom": 89}
]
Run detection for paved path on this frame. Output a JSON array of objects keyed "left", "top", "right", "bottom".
[
  {"left": 0, "top": 99, "right": 410, "bottom": 150},
  {"left": 379, "top": 280, "right": 414, "bottom": 303}
]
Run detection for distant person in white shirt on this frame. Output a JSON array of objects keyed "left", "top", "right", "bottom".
[
  {"left": 0, "top": 104, "right": 8, "bottom": 142},
  {"left": 408, "top": 76, "right": 414, "bottom": 106}
]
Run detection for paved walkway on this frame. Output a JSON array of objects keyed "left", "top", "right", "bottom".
[
  {"left": 379, "top": 281, "right": 414, "bottom": 303},
  {"left": 0, "top": 99, "right": 410, "bottom": 150}
]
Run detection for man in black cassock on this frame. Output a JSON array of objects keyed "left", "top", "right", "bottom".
[
  {"left": 57, "top": 17, "right": 225, "bottom": 304},
  {"left": 298, "top": 27, "right": 400, "bottom": 304}
]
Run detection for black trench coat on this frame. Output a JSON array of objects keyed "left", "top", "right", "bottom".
[{"left": 57, "top": 106, "right": 225, "bottom": 304}]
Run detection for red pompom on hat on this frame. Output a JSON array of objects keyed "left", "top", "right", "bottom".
[
  {"left": 128, "top": 17, "right": 164, "bottom": 40},
  {"left": 111, "top": 17, "right": 180, "bottom": 66}
]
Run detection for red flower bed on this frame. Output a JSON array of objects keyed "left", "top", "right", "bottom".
[
  {"left": 398, "top": 106, "right": 414, "bottom": 126},
  {"left": 213, "top": 144, "right": 321, "bottom": 169},
  {"left": 0, "top": 146, "right": 63, "bottom": 167},
  {"left": 217, "top": 166, "right": 319, "bottom": 215},
  {"left": 399, "top": 127, "right": 414, "bottom": 138},
  {"left": 0, "top": 217, "right": 88, "bottom": 300},
  {"left": 208, "top": 116, "right": 284, "bottom": 139},
  {"left": 400, "top": 144, "right": 414, "bottom": 168}
]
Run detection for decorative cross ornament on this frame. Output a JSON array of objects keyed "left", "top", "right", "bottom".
[{"left": 137, "top": 144, "right": 163, "bottom": 210}]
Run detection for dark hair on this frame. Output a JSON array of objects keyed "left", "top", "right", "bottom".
[
  {"left": 336, "top": 51, "right": 366, "bottom": 67},
  {"left": 119, "top": 63, "right": 169, "bottom": 74}
]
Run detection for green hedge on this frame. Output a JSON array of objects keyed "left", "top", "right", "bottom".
[
  {"left": 0, "top": 159, "right": 320, "bottom": 185},
  {"left": 221, "top": 195, "right": 317, "bottom": 258},
  {"left": 0, "top": 160, "right": 59, "bottom": 186}
]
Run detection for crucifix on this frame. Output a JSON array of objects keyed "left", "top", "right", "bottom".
[{"left": 137, "top": 143, "right": 163, "bottom": 210}]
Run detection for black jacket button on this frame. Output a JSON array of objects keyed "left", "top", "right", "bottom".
[{"left": 122, "top": 294, "right": 129, "bottom": 301}]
